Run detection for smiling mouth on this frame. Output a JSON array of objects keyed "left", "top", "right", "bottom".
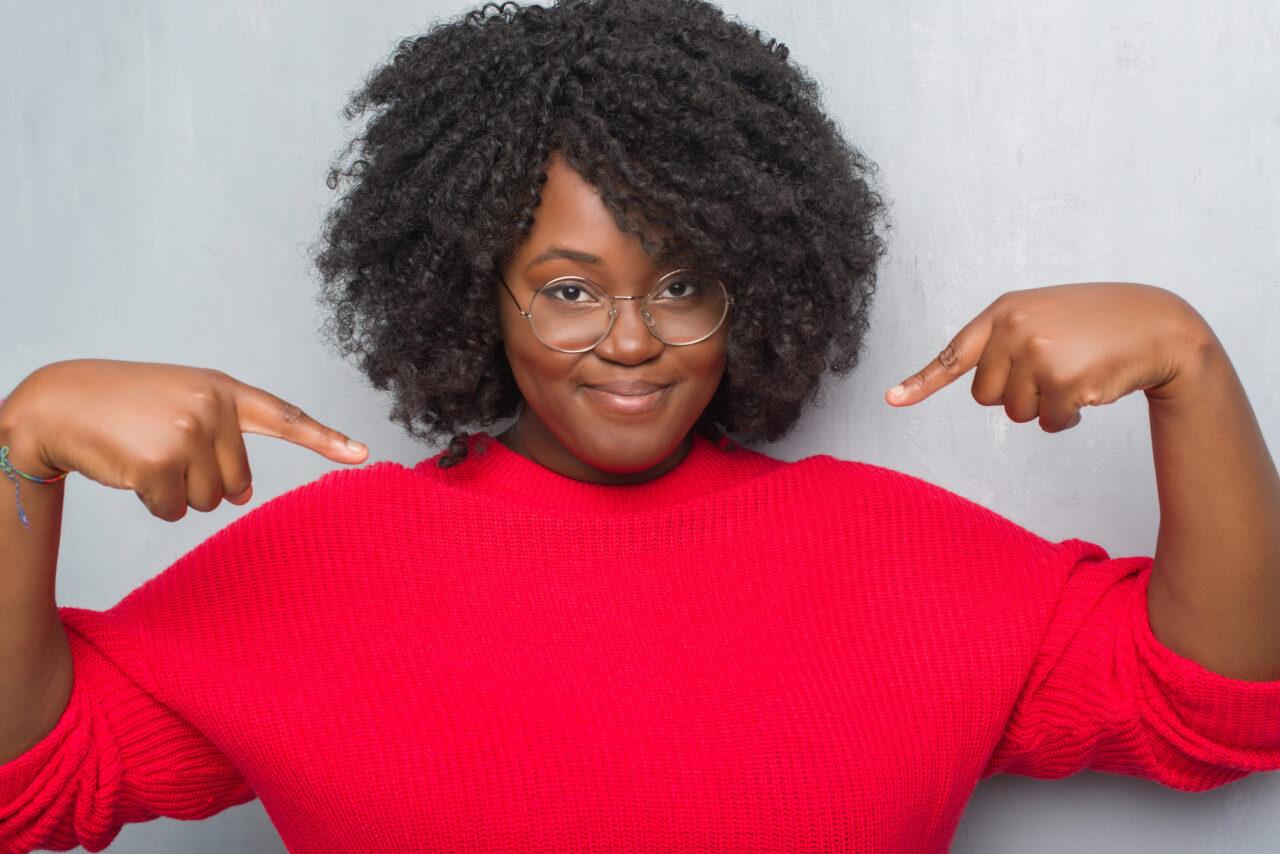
[{"left": 582, "top": 381, "right": 672, "bottom": 415}]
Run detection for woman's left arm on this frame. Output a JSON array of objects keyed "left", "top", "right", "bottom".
[{"left": 888, "top": 283, "right": 1280, "bottom": 681}]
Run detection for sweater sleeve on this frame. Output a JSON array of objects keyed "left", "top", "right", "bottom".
[
  {"left": 984, "top": 540, "right": 1280, "bottom": 789},
  {"left": 0, "top": 606, "right": 254, "bottom": 853}
]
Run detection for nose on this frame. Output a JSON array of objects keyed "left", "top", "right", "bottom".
[{"left": 592, "top": 297, "right": 664, "bottom": 365}]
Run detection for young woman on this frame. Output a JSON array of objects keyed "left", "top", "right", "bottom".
[{"left": 2, "top": 1, "right": 1277, "bottom": 851}]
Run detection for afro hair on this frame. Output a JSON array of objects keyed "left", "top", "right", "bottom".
[{"left": 316, "top": 0, "right": 887, "bottom": 444}]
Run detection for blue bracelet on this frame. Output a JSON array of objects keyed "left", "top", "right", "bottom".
[{"left": 0, "top": 397, "right": 70, "bottom": 529}]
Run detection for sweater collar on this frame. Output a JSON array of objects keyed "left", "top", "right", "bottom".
[{"left": 418, "top": 432, "right": 784, "bottom": 514}]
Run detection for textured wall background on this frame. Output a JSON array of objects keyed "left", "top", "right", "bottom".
[{"left": 2, "top": 1, "right": 1277, "bottom": 851}]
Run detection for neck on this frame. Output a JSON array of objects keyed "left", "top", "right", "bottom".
[{"left": 497, "top": 411, "right": 694, "bottom": 485}]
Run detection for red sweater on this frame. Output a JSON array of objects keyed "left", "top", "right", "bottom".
[{"left": 3, "top": 433, "right": 1278, "bottom": 853}]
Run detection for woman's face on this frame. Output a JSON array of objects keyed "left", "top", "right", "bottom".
[{"left": 497, "top": 156, "right": 728, "bottom": 484}]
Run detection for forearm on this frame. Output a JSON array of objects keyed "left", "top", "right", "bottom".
[
  {"left": 1145, "top": 326, "right": 1280, "bottom": 681},
  {"left": 0, "top": 405, "right": 73, "bottom": 765}
]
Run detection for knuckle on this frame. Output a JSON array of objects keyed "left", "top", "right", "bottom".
[
  {"left": 972, "top": 387, "right": 1002, "bottom": 407},
  {"left": 136, "top": 446, "right": 186, "bottom": 476},
  {"left": 1041, "top": 367, "right": 1071, "bottom": 389},
  {"left": 1040, "top": 416, "right": 1066, "bottom": 434},
  {"left": 999, "top": 306, "right": 1035, "bottom": 336},
  {"left": 225, "top": 474, "right": 253, "bottom": 496},
  {"left": 1023, "top": 332, "right": 1055, "bottom": 358},
  {"left": 936, "top": 341, "right": 963, "bottom": 373},
  {"left": 903, "top": 371, "right": 930, "bottom": 390},
  {"left": 134, "top": 449, "right": 171, "bottom": 474},
  {"left": 1045, "top": 407, "right": 1083, "bottom": 433},
  {"left": 1043, "top": 375, "right": 1096, "bottom": 406},
  {"left": 990, "top": 290, "right": 1026, "bottom": 308},
  {"left": 189, "top": 493, "right": 222, "bottom": 513},
  {"left": 186, "top": 385, "right": 221, "bottom": 417},
  {"left": 137, "top": 489, "right": 185, "bottom": 522},
  {"left": 280, "top": 402, "right": 307, "bottom": 425},
  {"left": 1004, "top": 401, "right": 1037, "bottom": 424},
  {"left": 171, "top": 414, "right": 204, "bottom": 439}
]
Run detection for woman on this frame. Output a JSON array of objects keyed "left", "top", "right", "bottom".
[{"left": 1, "top": 1, "right": 1277, "bottom": 851}]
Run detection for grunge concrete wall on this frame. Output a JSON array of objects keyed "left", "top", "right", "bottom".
[{"left": 2, "top": 1, "right": 1276, "bottom": 851}]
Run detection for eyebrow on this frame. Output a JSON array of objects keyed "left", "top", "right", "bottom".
[{"left": 524, "top": 247, "right": 603, "bottom": 271}]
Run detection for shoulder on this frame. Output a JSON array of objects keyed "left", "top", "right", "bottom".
[
  {"left": 114, "top": 459, "right": 447, "bottom": 633},
  {"left": 128, "top": 460, "right": 439, "bottom": 590},
  {"left": 233, "top": 458, "right": 440, "bottom": 521},
  {"left": 770, "top": 451, "right": 994, "bottom": 515},
  {"left": 769, "top": 452, "right": 1089, "bottom": 564}
]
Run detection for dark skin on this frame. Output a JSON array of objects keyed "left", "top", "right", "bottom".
[
  {"left": 0, "top": 162, "right": 1277, "bottom": 766},
  {"left": 0, "top": 362, "right": 367, "bottom": 762},
  {"left": 494, "top": 156, "right": 728, "bottom": 484},
  {"left": 889, "top": 283, "right": 1280, "bottom": 681}
]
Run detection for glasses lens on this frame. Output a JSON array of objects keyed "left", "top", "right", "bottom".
[
  {"left": 527, "top": 278, "right": 613, "bottom": 352},
  {"left": 645, "top": 271, "right": 728, "bottom": 344}
]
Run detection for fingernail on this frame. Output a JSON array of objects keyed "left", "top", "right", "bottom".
[
  {"left": 887, "top": 384, "right": 907, "bottom": 402},
  {"left": 346, "top": 438, "right": 366, "bottom": 452}
]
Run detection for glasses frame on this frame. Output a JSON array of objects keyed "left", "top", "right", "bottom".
[{"left": 500, "top": 268, "right": 733, "bottom": 354}]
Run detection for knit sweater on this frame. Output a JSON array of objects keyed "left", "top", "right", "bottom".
[{"left": 2, "top": 433, "right": 1278, "bottom": 853}]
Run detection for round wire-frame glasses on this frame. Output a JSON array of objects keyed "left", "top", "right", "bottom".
[{"left": 500, "top": 269, "right": 732, "bottom": 354}]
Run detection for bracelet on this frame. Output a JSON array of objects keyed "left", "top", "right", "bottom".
[
  {"left": 0, "top": 398, "right": 70, "bottom": 530},
  {"left": 0, "top": 446, "right": 69, "bottom": 484}
]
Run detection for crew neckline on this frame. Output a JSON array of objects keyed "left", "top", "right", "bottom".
[{"left": 416, "top": 432, "right": 785, "bottom": 514}]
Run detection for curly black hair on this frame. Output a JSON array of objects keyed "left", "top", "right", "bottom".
[{"left": 316, "top": 0, "right": 887, "bottom": 444}]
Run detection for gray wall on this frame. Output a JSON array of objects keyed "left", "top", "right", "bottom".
[{"left": 2, "top": 1, "right": 1277, "bottom": 851}]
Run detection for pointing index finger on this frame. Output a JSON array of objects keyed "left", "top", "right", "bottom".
[
  {"left": 886, "top": 311, "right": 993, "bottom": 406},
  {"left": 232, "top": 381, "right": 368, "bottom": 464}
]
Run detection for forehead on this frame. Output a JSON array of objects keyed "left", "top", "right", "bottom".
[{"left": 505, "top": 156, "right": 666, "bottom": 282}]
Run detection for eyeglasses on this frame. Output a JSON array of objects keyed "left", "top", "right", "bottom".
[{"left": 500, "top": 269, "right": 732, "bottom": 353}]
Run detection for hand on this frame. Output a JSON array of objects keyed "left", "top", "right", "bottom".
[
  {"left": 885, "top": 282, "right": 1215, "bottom": 431},
  {"left": 0, "top": 360, "right": 368, "bottom": 521}
]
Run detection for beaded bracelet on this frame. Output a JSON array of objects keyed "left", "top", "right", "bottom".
[{"left": 0, "top": 397, "right": 70, "bottom": 530}]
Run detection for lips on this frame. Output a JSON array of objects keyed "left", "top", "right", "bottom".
[
  {"left": 582, "top": 379, "right": 672, "bottom": 415},
  {"left": 586, "top": 380, "right": 667, "bottom": 396}
]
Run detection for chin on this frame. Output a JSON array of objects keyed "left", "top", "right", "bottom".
[
  {"left": 574, "top": 430, "right": 690, "bottom": 475},
  {"left": 580, "top": 444, "right": 671, "bottom": 474}
]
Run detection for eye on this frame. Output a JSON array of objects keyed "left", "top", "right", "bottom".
[
  {"left": 654, "top": 275, "right": 701, "bottom": 301},
  {"left": 541, "top": 281, "right": 600, "bottom": 304}
]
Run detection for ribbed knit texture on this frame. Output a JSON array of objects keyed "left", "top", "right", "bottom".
[{"left": 2, "top": 433, "right": 1278, "bottom": 853}]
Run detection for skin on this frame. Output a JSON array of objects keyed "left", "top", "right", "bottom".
[
  {"left": 0, "top": 362, "right": 366, "bottom": 762},
  {"left": 0, "top": 178, "right": 1277, "bottom": 766},
  {"left": 889, "top": 284, "right": 1280, "bottom": 680},
  {"left": 495, "top": 156, "right": 729, "bottom": 484}
]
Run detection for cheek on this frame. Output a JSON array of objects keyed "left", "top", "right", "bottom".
[
  {"left": 501, "top": 326, "right": 578, "bottom": 407},
  {"left": 499, "top": 301, "right": 550, "bottom": 384},
  {"left": 685, "top": 336, "right": 729, "bottom": 393},
  {"left": 507, "top": 342, "right": 564, "bottom": 392}
]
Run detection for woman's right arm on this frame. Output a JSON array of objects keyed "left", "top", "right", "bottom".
[
  {"left": 0, "top": 385, "right": 70, "bottom": 764},
  {"left": 0, "top": 359, "right": 367, "bottom": 764}
]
